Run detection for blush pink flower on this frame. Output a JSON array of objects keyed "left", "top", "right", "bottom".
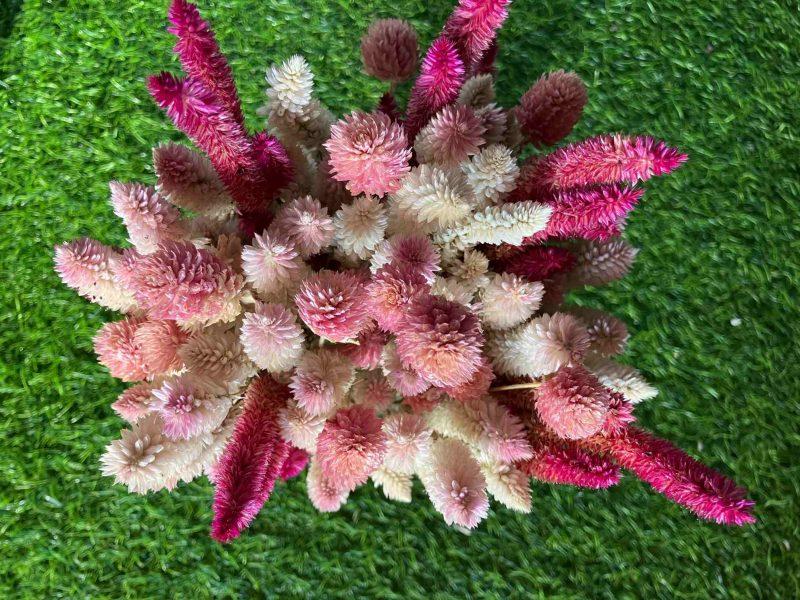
[
  {"left": 395, "top": 294, "right": 484, "bottom": 388},
  {"left": 415, "top": 104, "right": 486, "bottom": 166},
  {"left": 316, "top": 406, "right": 387, "bottom": 491},
  {"left": 382, "top": 343, "right": 432, "bottom": 397},
  {"left": 370, "top": 233, "right": 440, "bottom": 284},
  {"left": 535, "top": 365, "right": 611, "bottom": 440},
  {"left": 271, "top": 195, "right": 334, "bottom": 257},
  {"left": 324, "top": 111, "right": 411, "bottom": 197},
  {"left": 440, "top": 356, "right": 494, "bottom": 403},
  {"left": 93, "top": 316, "right": 149, "bottom": 382},
  {"left": 240, "top": 302, "right": 305, "bottom": 372},
  {"left": 111, "top": 382, "right": 156, "bottom": 423},
  {"left": 133, "top": 319, "right": 190, "bottom": 375},
  {"left": 295, "top": 270, "right": 370, "bottom": 342},
  {"left": 601, "top": 392, "right": 637, "bottom": 436},
  {"left": 350, "top": 371, "right": 395, "bottom": 411},
  {"left": 307, "top": 458, "right": 350, "bottom": 512},
  {"left": 516, "top": 70, "right": 588, "bottom": 147},
  {"left": 241, "top": 231, "right": 306, "bottom": 299},
  {"left": 289, "top": 348, "right": 354, "bottom": 416},
  {"left": 109, "top": 181, "right": 185, "bottom": 253},
  {"left": 361, "top": 19, "right": 419, "bottom": 83},
  {"left": 382, "top": 412, "right": 432, "bottom": 474},
  {"left": 366, "top": 264, "right": 429, "bottom": 333},
  {"left": 151, "top": 375, "right": 229, "bottom": 440},
  {"left": 337, "top": 323, "right": 389, "bottom": 369}
]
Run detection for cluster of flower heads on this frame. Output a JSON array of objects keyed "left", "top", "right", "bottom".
[{"left": 55, "top": 0, "right": 755, "bottom": 542}]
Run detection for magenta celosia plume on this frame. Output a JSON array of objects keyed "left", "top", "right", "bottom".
[{"left": 55, "top": 0, "right": 754, "bottom": 539}]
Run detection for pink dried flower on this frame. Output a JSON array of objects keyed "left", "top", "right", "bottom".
[
  {"left": 366, "top": 264, "right": 429, "bottom": 333},
  {"left": 594, "top": 427, "right": 755, "bottom": 525},
  {"left": 324, "top": 111, "right": 411, "bottom": 197},
  {"left": 499, "top": 245, "right": 576, "bottom": 281},
  {"left": 109, "top": 182, "right": 184, "bottom": 253},
  {"left": 440, "top": 356, "right": 495, "bottom": 403},
  {"left": 151, "top": 375, "right": 229, "bottom": 440},
  {"left": 381, "top": 342, "right": 432, "bottom": 397},
  {"left": 290, "top": 348, "right": 354, "bottom": 416},
  {"left": 601, "top": 392, "right": 636, "bottom": 436},
  {"left": 415, "top": 104, "right": 486, "bottom": 166},
  {"left": 522, "top": 436, "right": 621, "bottom": 489},
  {"left": 405, "top": 37, "right": 466, "bottom": 139},
  {"left": 313, "top": 156, "right": 351, "bottom": 213},
  {"left": 271, "top": 195, "right": 334, "bottom": 257},
  {"left": 350, "top": 371, "right": 395, "bottom": 411},
  {"left": 241, "top": 231, "right": 306, "bottom": 299},
  {"left": 382, "top": 412, "right": 432, "bottom": 474},
  {"left": 295, "top": 270, "right": 370, "bottom": 342},
  {"left": 179, "top": 325, "right": 255, "bottom": 390},
  {"left": 443, "top": 0, "right": 510, "bottom": 70},
  {"left": 211, "top": 374, "right": 291, "bottom": 542},
  {"left": 337, "top": 323, "right": 389, "bottom": 370},
  {"left": 125, "top": 241, "right": 243, "bottom": 324},
  {"left": 93, "top": 316, "right": 149, "bottom": 382},
  {"left": 402, "top": 388, "right": 444, "bottom": 414},
  {"left": 370, "top": 233, "right": 440, "bottom": 284},
  {"left": 517, "top": 70, "right": 588, "bottom": 147},
  {"left": 481, "top": 272, "right": 544, "bottom": 330},
  {"left": 240, "top": 302, "right": 305, "bottom": 372},
  {"left": 306, "top": 458, "right": 350, "bottom": 512},
  {"left": 536, "top": 365, "right": 611, "bottom": 440},
  {"left": 470, "top": 397, "right": 534, "bottom": 462},
  {"left": 361, "top": 19, "right": 419, "bottom": 83},
  {"left": 112, "top": 382, "right": 156, "bottom": 423},
  {"left": 316, "top": 406, "right": 387, "bottom": 491},
  {"left": 133, "top": 319, "right": 190, "bottom": 375},
  {"left": 279, "top": 446, "right": 310, "bottom": 481},
  {"left": 420, "top": 438, "right": 488, "bottom": 529},
  {"left": 568, "top": 238, "right": 639, "bottom": 288},
  {"left": 278, "top": 400, "right": 326, "bottom": 451},
  {"left": 570, "top": 307, "right": 629, "bottom": 357},
  {"left": 395, "top": 294, "right": 484, "bottom": 388}
]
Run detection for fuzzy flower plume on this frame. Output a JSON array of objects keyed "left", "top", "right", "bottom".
[
  {"left": 151, "top": 375, "right": 229, "bottom": 440},
  {"left": 134, "top": 319, "right": 190, "bottom": 375},
  {"left": 535, "top": 365, "right": 611, "bottom": 440},
  {"left": 568, "top": 238, "right": 638, "bottom": 287},
  {"left": 371, "top": 467, "right": 413, "bottom": 502},
  {"left": 584, "top": 356, "right": 658, "bottom": 404},
  {"left": 350, "top": 371, "right": 395, "bottom": 411},
  {"left": 458, "top": 73, "right": 495, "bottom": 107},
  {"left": 295, "top": 270, "right": 370, "bottom": 342},
  {"left": 517, "top": 70, "right": 588, "bottom": 147},
  {"left": 382, "top": 413, "right": 432, "bottom": 474},
  {"left": 54, "top": 238, "right": 136, "bottom": 312},
  {"left": 367, "top": 263, "right": 428, "bottom": 333},
  {"left": 265, "top": 55, "right": 314, "bottom": 114},
  {"left": 307, "top": 458, "right": 350, "bottom": 512},
  {"left": 602, "top": 392, "right": 636, "bottom": 436},
  {"left": 370, "top": 233, "right": 440, "bottom": 283},
  {"left": 94, "top": 317, "right": 149, "bottom": 382},
  {"left": 443, "top": 0, "right": 510, "bottom": 70},
  {"left": 522, "top": 435, "right": 621, "bottom": 489},
  {"left": 392, "top": 165, "right": 478, "bottom": 229},
  {"left": 404, "top": 37, "right": 465, "bottom": 138},
  {"left": 240, "top": 302, "right": 305, "bottom": 373},
  {"left": 124, "top": 240, "right": 243, "bottom": 325},
  {"left": 415, "top": 104, "right": 486, "bottom": 166},
  {"left": 333, "top": 195, "right": 388, "bottom": 260},
  {"left": 435, "top": 201, "right": 552, "bottom": 247},
  {"left": 290, "top": 348, "right": 354, "bottom": 416},
  {"left": 271, "top": 195, "right": 334, "bottom": 257},
  {"left": 395, "top": 294, "right": 484, "bottom": 388},
  {"left": 481, "top": 272, "right": 544, "bottom": 330},
  {"left": 179, "top": 326, "right": 255, "bottom": 390},
  {"left": 462, "top": 144, "right": 519, "bottom": 204},
  {"left": 487, "top": 312, "right": 591, "bottom": 378},
  {"left": 211, "top": 374, "right": 290, "bottom": 542},
  {"left": 361, "top": 19, "right": 419, "bottom": 83},
  {"left": 242, "top": 231, "right": 306, "bottom": 300},
  {"left": 420, "top": 438, "right": 489, "bottom": 529},
  {"left": 500, "top": 245, "right": 576, "bottom": 281},
  {"left": 279, "top": 446, "right": 310, "bottom": 481},
  {"left": 324, "top": 111, "right": 411, "bottom": 197},
  {"left": 570, "top": 307, "right": 629, "bottom": 357},
  {"left": 112, "top": 382, "right": 156, "bottom": 423},
  {"left": 592, "top": 427, "right": 755, "bottom": 525},
  {"left": 109, "top": 182, "right": 185, "bottom": 254},
  {"left": 316, "top": 406, "right": 387, "bottom": 491}
]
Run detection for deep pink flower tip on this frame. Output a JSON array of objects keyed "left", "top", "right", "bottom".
[
  {"left": 279, "top": 446, "right": 310, "bottom": 481},
  {"left": 444, "top": 0, "right": 510, "bottom": 68},
  {"left": 601, "top": 392, "right": 636, "bottom": 436},
  {"left": 377, "top": 233, "right": 440, "bottom": 284},
  {"left": 366, "top": 263, "right": 429, "bottom": 333},
  {"left": 395, "top": 293, "right": 484, "bottom": 388},
  {"left": 316, "top": 406, "right": 387, "bottom": 491},
  {"left": 252, "top": 131, "right": 294, "bottom": 196},
  {"left": 323, "top": 111, "right": 411, "bottom": 197},
  {"left": 523, "top": 438, "right": 621, "bottom": 489},
  {"left": 536, "top": 365, "right": 611, "bottom": 440},
  {"left": 295, "top": 269, "right": 371, "bottom": 342},
  {"left": 500, "top": 245, "right": 576, "bottom": 281}
]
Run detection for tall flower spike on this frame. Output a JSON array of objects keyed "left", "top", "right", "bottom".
[
  {"left": 462, "top": 144, "right": 520, "bottom": 204},
  {"left": 391, "top": 165, "right": 478, "bottom": 229},
  {"left": 265, "top": 55, "right": 314, "bottom": 115},
  {"left": 361, "top": 19, "right": 419, "bottom": 83},
  {"left": 151, "top": 375, "right": 230, "bottom": 440},
  {"left": 420, "top": 438, "right": 489, "bottom": 529},
  {"left": 395, "top": 294, "right": 484, "bottom": 388},
  {"left": 295, "top": 270, "right": 370, "bottom": 342},
  {"left": 167, "top": 0, "right": 244, "bottom": 124},
  {"left": 54, "top": 238, "right": 136, "bottom": 312},
  {"left": 434, "top": 201, "right": 552, "bottom": 247},
  {"left": 567, "top": 238, "right": 639, "bottom": 287},
  {"left": 289, "top": 348, "right": 354, "bottom": 416},
  {"left": 333, "top": 195, "right": 388, "bottom": 260},
  {"left": 516, "top": 70, "right": 588, "bottom": 147},
  {"left": 404, "top": 37, "right": 465, "bottom": 139},
  {"left": 211, "top": 374, "right": 291, "bottom": 542},
  {"left": 271, "top": 195, "right": 334, "bottom": 257},
  {"left": 481, "top": 272, "right": 543, "bottom": 330},
  {"left": 316, "top": 406, "right": 387, "bottom": 491},
  {"left": 241, "top": 231, "right": 306, "bottom": 300},
  {"left": 535, "top": 365, "right": 612, "bottom": 440},
  {"left": 415, "top": 104, "right": 486, "bottom": 167},
  {"left": 324, "top": 111, "right": 411, "bottom": 197},
  {"left": 382, "top": 412, "right": 432, "bottom": 474},
  {"left": 240, "top": 302, "right": 305, "bottom": 373},
  {"left": 522, "top": 434, "right": 621, "bottom": 489},
  {"left": 443, "top": 0, "right": 511, "bottom": 70},
  {"left": 109, "top": 182, "right": 185, "bottom": 254},
  {"left": 93, "top": 316, "right": 149, "bottom": 382}
]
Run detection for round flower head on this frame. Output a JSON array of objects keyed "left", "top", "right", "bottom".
[
  {"left": 391, "top": 164, "right": 478, "bottom": 229},
  {"left": 316, "top": 405, "right": 387, "bottom": 491},
  {"left": 395, "top": 294, "right": 484, "bottom": 388},
  {"left": 517, "top": 70, "right": 588, "bottom": 147},
  {"left": 350, "top": 370, "right": 395, "bottom": 411},
  {"left": 370, "top": 233, "right": 440, "bottom": 284},
  {"left": 381, "top": 342, "right": 431, "bottom": 397},
  {"left": 290, "top": 348, "right": 355, "bottom": 416},
  {"left": 536, "top": 365, "right": 612, "bottom": 440},
  {"left": 151, "top": 375, "right": 230, "bottom": 440},
  {"left": 133, "top": 319, "right": 190, "bottom": 375},
  {"left": 462, "top": 144, "right": 520, "bottom": 204},
  {"left": 307, "top": 458, "right": 350, "bottom": 512},
  {"left": 419, "top": 438, "right": 489, "bottom": 529},
  {"left": 240, "top": 302, "right": 305, "bottom": 373},
  {"left": 366, "top": 263, "right": 429, "bottom": 333},
  {"left": 295, "top": 270, "right": 370, "bottom": 342},
  {"left": 440, "top": 355, "right": 495, "bottom": 403},
  {"left": 481, "top": 272, "right": 544, "bottom": 330},
  {"left": 109, "top": 181, "right": 185, "bottom": 254},
  {"left": 278, "top": 400, "right": 327, "bottom": 451},
  {"left": 241, "top": 231, "right": 306, "bottom": 300},
  {"left": 324, "top": 111, "right": 411, "bottom": 197},
  {"left": 415, "top": 104, "right": 486, "bottom": 166},
  {"left": 601, "top": 392, "right": 636, "bottom": 436},
  {"left": 112, "top": 382, "right": 156, "bottom": 423},
  {"left": 361, "top": 19, "right": 418, "bottom": 82},
  {"left": 446, "top": 248, "right": 491, "bottom": 291},
  {"left": 475, "top": 104, "right": 508, "bottom": 145},
  {"left": 457, "top": 73, "right": 495, "bottom": 107},
  {"left": 179, "top": 326, "right": 256, "bottom": 392},
  {"left": 93, "top": 316, "right": 149, "bottom": 382},
  {"left": 338, "top": 322, "right": 389, "bottom": 369},
  {"left": 570, "top": 306, "right": 629, "bottom": 357},
  {"left": 333, "top": 195, "right": 388, "bottom": 260},
  {"left": 382, "top": 412, "right": 432, "bottom": 474},
  {"left": 265, "top": 55, "right": 314, "bottom": 114},
  {"left": 271, "top": 195, "right": 334, "bottom": 257}
]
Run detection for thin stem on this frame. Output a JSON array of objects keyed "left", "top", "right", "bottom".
[{"left": 489, "top": 382, "right": 542, "bottom": 392}]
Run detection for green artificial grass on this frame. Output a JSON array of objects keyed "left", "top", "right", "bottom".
[{"left": 1, "top": 0, "right": 799, "bottom": 596}]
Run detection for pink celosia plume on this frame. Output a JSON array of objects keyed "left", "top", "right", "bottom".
[
  {"left": 496, "top": 244, "right": 575, "bottom": 284},
  {"left": 366, "top": 263, "right": 429, "bottom": 333},
  {"left": 522, "top": 434, "right": 621, "bottom": 489},
  {"left": 111, "top": 382, "right": 156, "bottom": 423},
  {"left": 109, "top": 182, "right": 185, "bottom": 253},
  {"left": 93, "top": 316, "right": 149, "bottom": 382},
  {"left": 443, "top": 0, "right": 511, "bottom": 71},
  {"left": 279, "top": 446, "right": 310, "bottom": 481}
]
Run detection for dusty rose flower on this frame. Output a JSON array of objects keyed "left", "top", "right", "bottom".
[
  {"left": 307, "top": 458, "right": 350, "bottom": 512},
  {"left": 289, "top": 348, "right": 354, "bottom": 416},
  {"left": 240, "top": 302, "right": 305, "bottom": 372},
  {"left": 440, "top": 355, "right": 494, "bottom": 403},
  {"left": 382, "top": 412, "right": 432, "bottom": 474},
  {"left": 381, "top": 342, "right": 431, "bottom": 397},
  {"left": 93, "top": 316, "right": 149, "bottom": 382},
  {"left": 415, "top": 104, "right": 486, "bottom": 166},
  {"left": 516, "top": 70, "right": 588, "bottom": 147},
  {"left": 111, "top": 382, "right": 156, "bottom": 423},
  {"left": 133, "top": 319, "right": 190, "bottom": 374},
  {"left": 350, "top": 371, "right": 395, "bottom": 411},
  {"left": 109, "top": 181, "right": 185, "bottom": 253},
  {"left": 361, "top": 19, "right": 418, "bottom": 82},
  {"left": 370, "top": 233, "right": 440, "bottom": 283},
  {"left": 366, "top": 263, "right": 429, "bottom": 333},
  {"left": 337, "top": 323, "right": 389, "bottom": 369},
  {"left": 271, "top": 195, "right": 334, "bottom": 257},
  {"left": 151, "top": 375, "right": 230, "bottom": 440},
  {"left": 278, "top": 400, "right": 327, "bottom": 451},
  {"left": 295, "top": 270, "right": 370, "bottom": 342},
  {"left": 536, "top": 365, "right": 611, "bottom": 440},
  {"left": 241, "top": 231, "right": 306, "bottom": 300}
]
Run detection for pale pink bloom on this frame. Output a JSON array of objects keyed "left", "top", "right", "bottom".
[
  {"left": 151, "top": 375, "right": 230, "bottom": 440},
  {"left": 295, "top": 270, "right": 370, "bottom": 342},
  {"left": 278, "top": 400, "right": 327, "bottom": 451},
  {"left": 271, "top": 195, "right": 334, "bottom": 257},
  {"left": 370, "top": 233, "right": 440, "bottom": 284},
  {"left": 481, "top": 461, "right": 532, "bottom": 512},
  {"left": 112, "top": 382, "right": 156, "bottom": 423},
  {"left": 307, "top": 458, "right": 350, "bottom": 512},
  {"left": 316, "top": 405, "right": 387, "bottom": 491},
  {"left": 481, "top": 272, "right": 544, "bottom": 330},
  {"left": 54, "top": 238, "right": 136, "bottom": 312},
  {"left": 469, "top": 397, "right": 534, "bottom": 462},
  {"left": 337, "top": 323, "right": 389, "bottom": 369},
  {"left": 371, "top": 466, "right": 413, "bottom": 502},
  {"left": 420, "top": 438, "right": 488, "bottom": 529},
  {"left": 241, "top": 231, "right": 306, "bottom": 299},
  {"left": 133, "top": 319, "right": 190, "bottom": 374},
  {"left": 361, "top": 19, "right": 419, "bottom": 82},
  {"left": 569, "top": 306, "right": 629, "bottom": 357},
  {"left": 332, "top": 195, "right": 388, "bottom": 259},
  {"left": 324, "top": 111, "right": 411, "bottom": 197},
  {"left": 240, "top": 302, "right": 305, "bottom": 372},
  {"left": 124, "top": 240, "right": 243, "bottom": 325},
  {"left": 402, "top": 388, "right": 444, "bottom": 414},
  {"left": 516, "top": 70, "right": 588, "bottom": 147},
  {"left": 179, "top": 326, "right": 255, "bottom": 391},
  {"left": 462, "top": 144, "right": 519, "bottom": 204},
  {"left": 583, "top": 355, "right": 658, "bottom": 404},
  {"left": 440, "top": 356, "right": 494, "bottom": 403},
  {"left": 395, "top": 294, "right": 484, "bottom": 388},
  {"left": 93, "top": 316, "right": 149, "bottom": 382},
  {"left": 265, "top": 55, "right": 314, "bottom": 114},
  {"left": 382, "top": 412, "right": 432, "bottom": 474},
  {"left": 109, "top": 181, "right": 185, "bottom": 253},
  {"left": 443, "top": 0, "right": 510, "bottom": 69},
  {"left": 415, "top": 104, "right": 486, "bottom": 166},
  {"left": 350, "top": 371, "right": 395, "bottom": 411},
  {"left": 381, "top": 342, "right": 431, "bottom": 397},
  {"left": 290, "top": 348, "right": 354, "bottom": 416},
  {"left": 536, "top": 365, "right": 611, "bottom": 440},
  {"left": 366, "top": 263, "right": 429, "bottom": 332}
]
